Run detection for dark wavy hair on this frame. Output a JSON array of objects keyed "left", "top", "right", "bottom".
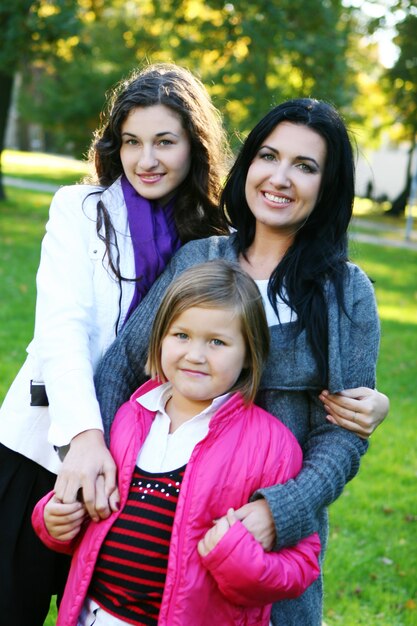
[
  {"left": 220, "top": 98, "right": 355, "bottom": 381},
  {"left": 85, "top": 63, "right": 230, "bottom": 282}
]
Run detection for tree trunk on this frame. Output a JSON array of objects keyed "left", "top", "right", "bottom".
[
  {"left": 387, "top": 136, "right": 416, "bottom": 217},
  {"left": 0, "top": 71, "right": 15, "bottom": 201}
]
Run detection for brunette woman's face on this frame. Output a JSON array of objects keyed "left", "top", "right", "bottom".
[
  {"left": 120, "top": 104, "right": 192, "bottom": 204},
  {"left": 245, "top": 121, "right": 326, "bottom": 237}
]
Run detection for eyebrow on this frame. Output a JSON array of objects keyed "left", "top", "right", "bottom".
[
  {"left": 121, "top": 131, "right": 180, "bottom": 138},
  {"left": 261, "top": 144, "right": 321, "bottom": 169},
  {"left": 170, "top": 324, "right": 235, "bottom": 341}
]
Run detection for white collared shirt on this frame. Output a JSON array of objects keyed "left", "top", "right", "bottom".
[{"left": 136, "top": 382, "right": 231, "bottom": 472}]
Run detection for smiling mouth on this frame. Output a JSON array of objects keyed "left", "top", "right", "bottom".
[
  {"left": 137, "top": 173, "right": 165, "bottom": 182},
  {"left": 263, "top": 191, "right": 291, "bottom": 204},
  {"left": 180, "top": 369, "right": 209, "bottom": 377}
]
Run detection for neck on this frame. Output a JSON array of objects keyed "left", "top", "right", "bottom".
[
  {"left": 240, "top": 229, "right": 293, "bottom": 280},
  {"left": 165, "top": 393, "right": 211, "bottom": 433}
]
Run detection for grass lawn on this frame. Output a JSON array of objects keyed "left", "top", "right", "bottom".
[
  {"left": 0, "top": 153, "right": 416, "bottom": 625},
  {"left": 2, "top": 149, "right": 90, "bottom": 186}
]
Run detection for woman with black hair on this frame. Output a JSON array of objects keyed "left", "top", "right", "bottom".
[{"left": 94, "top": 98, "right": 388, "bottom": 625}]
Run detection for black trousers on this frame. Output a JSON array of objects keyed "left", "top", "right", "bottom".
[{"left": 0, "top": 443, "right": 71, "bottom": 626}]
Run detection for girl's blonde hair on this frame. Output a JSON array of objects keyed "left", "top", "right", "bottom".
[{"left": 146, "top": 260, "right": 270, "bottom": 403}]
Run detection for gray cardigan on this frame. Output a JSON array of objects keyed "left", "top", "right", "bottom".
[{"left": 95, "top": 234, "right": 380, "bottom": 625}]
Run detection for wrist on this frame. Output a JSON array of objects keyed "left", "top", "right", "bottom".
[{"left": 70, "top": 429, "right": 105, "bottom": 447}]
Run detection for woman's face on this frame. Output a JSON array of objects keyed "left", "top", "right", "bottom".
[
  {"left": 120, "top": 104, "right": 192, "bottom": 204},
  {"left": 245, "top": 121, "right": 327, "bottom": 236}
]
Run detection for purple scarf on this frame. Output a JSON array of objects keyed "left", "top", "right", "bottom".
[{"left": 121, "top": 175, "right": 181, "bottom": 325}]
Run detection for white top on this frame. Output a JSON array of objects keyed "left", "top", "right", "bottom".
[
  {"left": 0, "top": 179, "right": 136, "bottom": 472},
  {"left": 136, "top": 382, "right": 230, "bottom": 471},
  {"left": 255, "top": 279, "right": 296, "bottom": 326}
]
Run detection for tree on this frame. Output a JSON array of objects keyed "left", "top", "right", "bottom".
[
  {"left": 18, "top": 0, "right": 363, "bottom": 156},
  {"left": 145, "top": 0, "right": 358, "bottom": 139},
  {"left": 18, "top": 0, "right": 167, "bottom": 157},
  {"left": 0, "top": 0, "right": 80, "bottom": 199},
  {"left": 383, "top": 10, "right": 417, "bottom": 215}
]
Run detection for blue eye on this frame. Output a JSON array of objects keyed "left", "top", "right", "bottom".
[
  {"left": 296, "top": 162, "right": 314, "bottom": 173},
  {"left": 175, "top": 332, "right": 188, "bottom": 340},
  {"left": 210, "top": 338, "right": 225, "bottom": 346},
  {"left": 259, "top": 152, "right": 275, "bottom": 161}
]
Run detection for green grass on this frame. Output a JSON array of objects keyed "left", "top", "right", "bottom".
[
  {"left": 1, "top": 152, "right": 416, "bottom": 625},
  {"left": 0, "top": 186, "right": 52, "bottom": 394},
  {"left": 323, "top": 240, "right": 417, "bottom": 626},
  {"left": 2, "top": 149, "right": 90, "bottom": 186}
]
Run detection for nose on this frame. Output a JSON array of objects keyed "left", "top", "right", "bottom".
[
  {"left": 185, "top": 341, "right": 206, "bottom": 363},
  {"left": 137, "top": 145, "right": 158, "bottom": 170},
  {"left": 269, "top": 162, "right": 291, "bottom": 187}
]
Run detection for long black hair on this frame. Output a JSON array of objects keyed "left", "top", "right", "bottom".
[{"left": 221, "top": 98, "right": 355, "bottom": 381}]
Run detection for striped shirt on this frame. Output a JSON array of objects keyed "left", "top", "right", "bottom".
[{"left": 89, "top": 465, "right": 186, "bottom": 625}]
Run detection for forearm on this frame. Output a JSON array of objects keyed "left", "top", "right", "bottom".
[
  {"left": 259, "top": 268, "right": 378, "bottom": 548},
  {"left": 201, "top": 521, "right": 320, "bottom": 606},
  {"left": 95, "top": 337, "right": 146, "bottom": 445},
  {"left": 254, "top": 421, "right": 368, "bottom": 549}
]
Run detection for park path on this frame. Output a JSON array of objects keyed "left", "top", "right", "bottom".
[
  {"left": 4, "top": 175, "right": 59, "bottom": 194},
  {"left": 350, "top": 217, "right": 417, "bottom": 251},
  {"left": 4, "top": 176, "right": 417, "bottom": 251}
]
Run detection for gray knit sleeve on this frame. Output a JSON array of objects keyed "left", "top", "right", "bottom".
[
  {"left": 254, "top": 265, "right": 380, "bottom": 548},
  {"left": 255, "top": 415, "right": 369, "bottom": 548}
]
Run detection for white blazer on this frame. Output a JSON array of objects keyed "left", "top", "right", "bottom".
[{"left": 0, "top": 178, "right": 136, "bottom": 472}]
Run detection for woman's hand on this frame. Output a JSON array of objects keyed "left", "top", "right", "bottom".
[
  {"left": 319, "top": 387, "right": 389, "bottom": 438},
  {"left": 198, "top": 508, "right": 238, "bottom": 557},
  {"left": 234, "top": 499, "right": 276, "bottom": 551},
  {"left": 44, "top": 495, "right": 87, "bottom": 541},
  {"left": 54, "top": 429, "right": 120, "bottom": 522}
]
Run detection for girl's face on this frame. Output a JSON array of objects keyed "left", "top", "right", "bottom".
[
  {"left": 120, "top": 104, "right": 191, "bottom": 204},
  {"left": 245, "top": 121, "right": 326, "bottom": 237},
  {"left": 161, "top": 306, "right": 247, "bottom": 416}
]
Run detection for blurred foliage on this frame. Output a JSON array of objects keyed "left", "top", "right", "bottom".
[
  {"left": 1, "top": 0, "right": 417, "bottom": 162},
  {"left": 0, "top": 0, "right": 79, "bottom": 68},
  {"left": 7, "top": 0, "right": 360, "bottom": 156},
  {"left": 384, "top": 10, "right": 417, "bottom": 144}
]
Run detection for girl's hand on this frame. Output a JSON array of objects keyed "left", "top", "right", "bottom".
[
  {"left": 319, "top": 387, "right": 389, "bottom": 439},
  {"left": 44, "top": 495, "right": 88, "bottom": 541},
  {"left": 198, "top": 508, "right": 237, "bottom": 557},
  {"left": 234, "top": 499, "right": 276, "bottom": 551}
]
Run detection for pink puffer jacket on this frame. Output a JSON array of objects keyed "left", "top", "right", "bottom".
[{"left": 32, "top": 379, "right": 320, "bottom": 625}]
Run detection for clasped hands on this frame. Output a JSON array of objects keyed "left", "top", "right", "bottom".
[
  {"left": 51, "top": 430, "right": 275, "bottom": 552},
  {"left": 198, "top": 500, "right": 276, "bottom": 557},
  {"left": 53, "top": 429, "right": 119, "bottom": 523}
]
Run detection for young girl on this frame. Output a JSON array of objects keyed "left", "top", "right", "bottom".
[
  {"left": 0, "top": 63, "right": 230, "bottom": 625},
  {"left": 32, "top": 260, "right": 320, "bottom": 626}
]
